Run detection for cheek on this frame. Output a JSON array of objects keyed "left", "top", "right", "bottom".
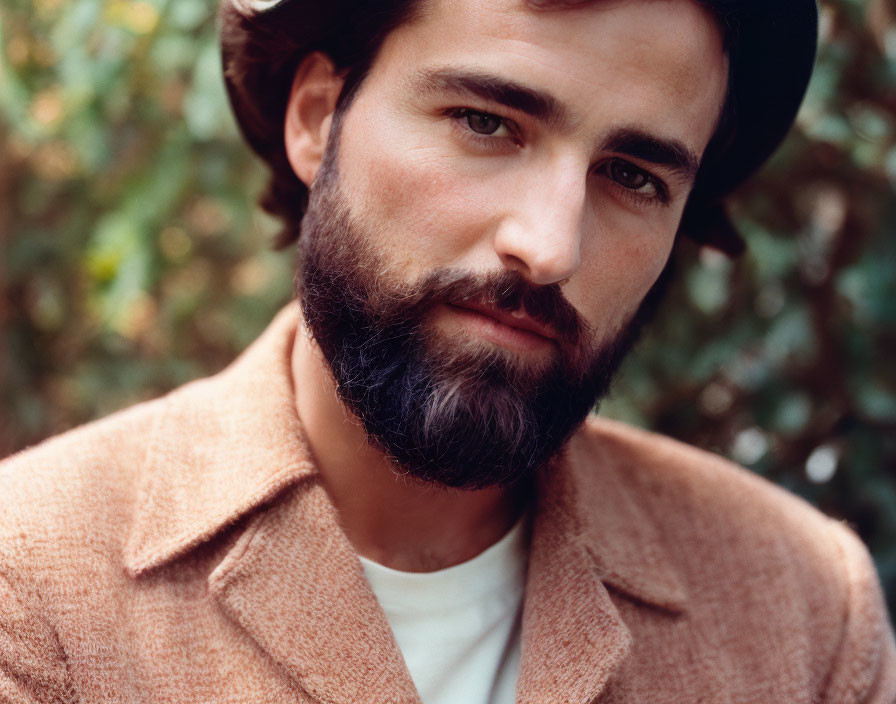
[
  {"left": 572, "top": 221, "right": 673, "bottom": 338},
  {"left": 337, "top": 114, "right": 494, "bottom": 272}
]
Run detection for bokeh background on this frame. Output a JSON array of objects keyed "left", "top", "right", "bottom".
[{"left": 1, "top": 0, "right": 894, "bottom": 618}]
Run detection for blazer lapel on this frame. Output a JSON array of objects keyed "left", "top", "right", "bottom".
[
  {"left": 515, "top": 457, "right": 633, "bottom": 704},
  {"left": 516, "top": 425, "right": 689, "bottom": 704},
  {"left": 208, "top": 479, "right": 420, "bottom": 704}
]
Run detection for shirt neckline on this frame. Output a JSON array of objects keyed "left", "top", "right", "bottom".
[{"left": 358, "top": 516, "right": 529, "bottom": 612}]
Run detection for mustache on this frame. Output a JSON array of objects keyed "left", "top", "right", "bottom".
[{"left": 385, "top": 269, "right": 588, "bottom": 348}]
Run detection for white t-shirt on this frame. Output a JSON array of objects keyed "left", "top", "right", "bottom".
[{"left": 359, "top": 519, "right": 528, "bottom": 704}]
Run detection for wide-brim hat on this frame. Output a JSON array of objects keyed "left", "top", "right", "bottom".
[{"left": 221, "top": 0, "right": 818, "bottom": 255}]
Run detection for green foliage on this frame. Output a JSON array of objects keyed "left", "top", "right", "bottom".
[
  {"left": 2, "top": 0, "right": 895, "bottom": 618},
  {"left": 1, "top": 0, "right": 292, "bottom": 446}
]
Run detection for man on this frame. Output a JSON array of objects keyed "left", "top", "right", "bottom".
[{"left": 1, "top": 0, "right": 894, "bottom": 702}]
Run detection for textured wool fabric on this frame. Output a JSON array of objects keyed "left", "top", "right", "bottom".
[{"left": 0, "top": 305, "right": 894, "bottom": 704}]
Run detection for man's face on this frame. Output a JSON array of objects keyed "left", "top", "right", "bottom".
[{"left": 297, "top": 0, "right": 728, "bottom": 488}]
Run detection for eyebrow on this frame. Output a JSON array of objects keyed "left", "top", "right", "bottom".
[
  {"left": 602, "top": 127, "right": 700, "bottom": 183},
  {"left": 410, "top": 67, "right": 701, "bottom": 182},
  {"left": 410, "top": 67, "right": 571, "bottom": 129}
]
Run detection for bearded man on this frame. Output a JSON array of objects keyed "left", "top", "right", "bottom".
[{"left": 1, "top": 0, "right": 894, "bottom": 702}]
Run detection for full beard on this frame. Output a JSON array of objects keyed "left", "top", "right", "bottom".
[{"left": 296, "top": 145, "right": 668, "bottom": 490}]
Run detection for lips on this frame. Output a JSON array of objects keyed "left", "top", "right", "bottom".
[{"left": 449, "top": 301, "right": 559, "bottom": 342}]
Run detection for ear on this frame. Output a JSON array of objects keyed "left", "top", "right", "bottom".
[{"left": 284, "top": 52, "right": 345, "bottom": 186}]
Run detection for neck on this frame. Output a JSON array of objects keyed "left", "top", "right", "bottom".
[{"left": 292, "top": 319, "right": 527, "bottom": 572}]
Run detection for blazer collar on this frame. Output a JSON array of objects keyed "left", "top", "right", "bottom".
[
  {"left": 515, "top": 435, "right": 687, "bottom": 703},
  {"left": 124, "top": 304, "right": 314, "bottom": 576},
  {"left": 561, "top": 425, "right": 689, "bottom": 614}
]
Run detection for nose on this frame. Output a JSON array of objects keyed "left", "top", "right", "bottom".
[{"left": 492, "top": 162, "right": 586, "bottom": 286}]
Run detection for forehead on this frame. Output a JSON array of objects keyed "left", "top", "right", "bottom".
[{"left": 366, "top": 0, "right": 728, "bottom": 156}]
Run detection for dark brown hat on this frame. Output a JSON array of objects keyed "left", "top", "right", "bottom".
[{"left": 220, "top": 0, "right": 819, "bottom": 255}]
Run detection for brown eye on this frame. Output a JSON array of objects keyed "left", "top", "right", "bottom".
[
  {"left": 609, "top": 159, "right": 650, "bottom": 190},
  {"left": 465, "top": 111, "right": 503, "bottom": 135}
]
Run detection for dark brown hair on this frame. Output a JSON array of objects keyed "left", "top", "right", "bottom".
[{"left": 220, "top": 1, "right": 424, "bottom": 248}]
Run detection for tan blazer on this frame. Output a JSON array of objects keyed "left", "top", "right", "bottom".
[{"left": 1, "top": 306, "right": 894, "bottom": 704}]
